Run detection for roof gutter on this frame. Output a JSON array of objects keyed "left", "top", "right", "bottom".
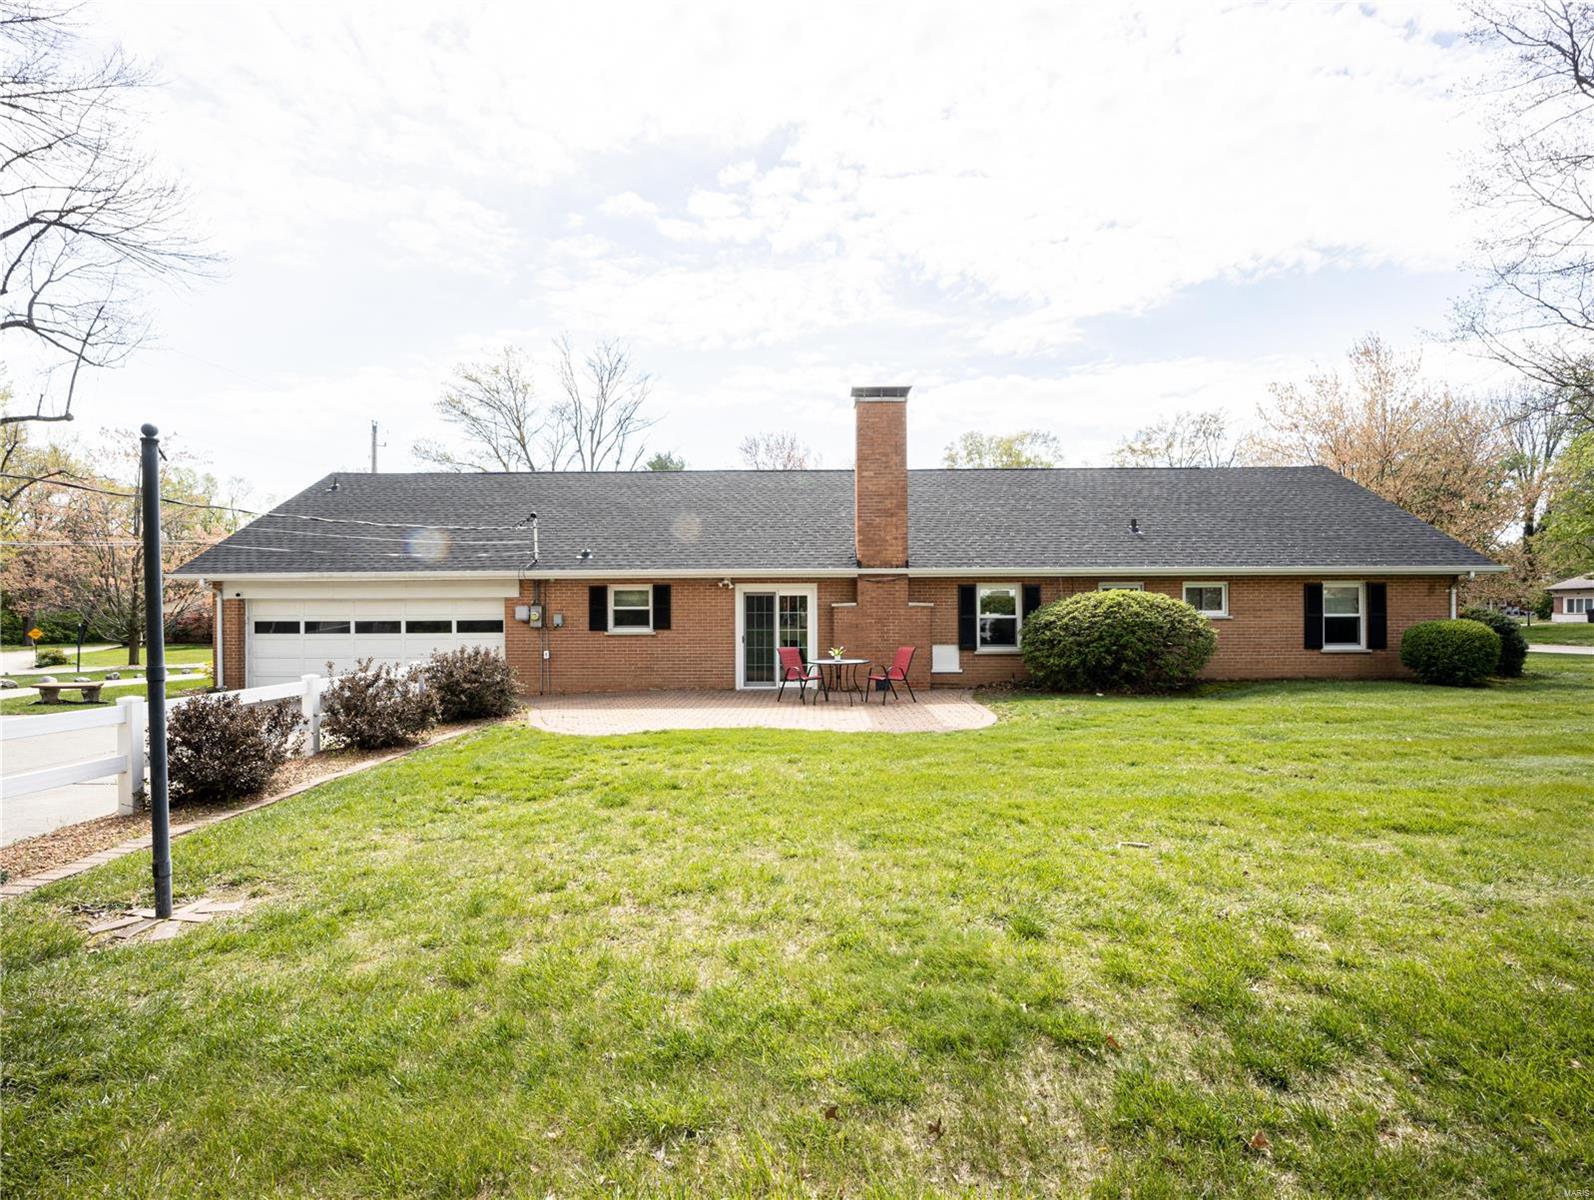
[{"left": 176, "top": 562, "right": 1505, "bottom": 583}]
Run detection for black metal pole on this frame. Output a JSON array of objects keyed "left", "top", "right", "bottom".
[
  {"left": 76, "top": 620, "right": 85, "bottom": 672},
  {"left": 140, "top": 423, "right": 172, "bottom": 919}
]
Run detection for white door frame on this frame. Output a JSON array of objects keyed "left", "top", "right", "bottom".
[{"left": 733, "top": 583, "right": 818, "bottom": 689}]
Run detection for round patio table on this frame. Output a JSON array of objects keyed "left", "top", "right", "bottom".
[{"left": 809, "top": 657, "right": 870, "bottom": 704}]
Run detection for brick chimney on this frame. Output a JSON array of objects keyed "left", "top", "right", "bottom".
[{"left": 853, "top": 385, "right": 910, "bottom": 568}]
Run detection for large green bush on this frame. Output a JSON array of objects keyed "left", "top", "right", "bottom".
[
  {"left": 1021, "top": 589, "right": 1217, "bottom": 693},
  {"left": 1460, "top": 606, "right": 1528, "bottom": 677},
  {"left": 1399, "top": 619, "right": 1501, "bottom": 686}
]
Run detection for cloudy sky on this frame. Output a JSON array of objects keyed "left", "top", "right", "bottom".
[{"left": 26, "top": 1, "right": 1513, "bottom": 501}]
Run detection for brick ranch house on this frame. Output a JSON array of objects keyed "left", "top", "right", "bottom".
[
  {"left": 1547, "top": 574, "right": 1594, "bottom": 622},
  {"left": 173, "top": 387, "right": 1501, "bottom": 694}
]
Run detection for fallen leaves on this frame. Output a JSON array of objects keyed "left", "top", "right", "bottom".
[{"left": 1248, "top": 1130, "right": 1272, "bottom": 1154}]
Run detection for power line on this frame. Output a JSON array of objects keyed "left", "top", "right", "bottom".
[{"left": 0, "top": 472, "right": 539, "bottom": 534}]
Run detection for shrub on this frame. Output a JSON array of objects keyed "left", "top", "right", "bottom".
[
  {"left": 33, "top": 647, "right": 69, "bottom": 667},
  {"left": 168, "top": 694, "right": 300, "bottom": 804},
  {"left": 1531, "top": 589, "right": 1554, "bottom": 621},
  {"left": 1399, "top": 619, "right": 1501, "bottom": 686},
  {"left": 320, "top": 658, "right": 439, "bottom": 749},
  {"left": 423, "top": 646, "right": 520, "bottom": 721},
  {"left": 1021, "top": 589, "right": 1218, "bottom": 693},
  {"left": 1460, "top": 606, "right": 1528, "bottom": 677}
]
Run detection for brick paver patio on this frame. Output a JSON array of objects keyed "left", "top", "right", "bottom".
[{"left": 525, "top": 688, "right": 997, "bottom": 735}]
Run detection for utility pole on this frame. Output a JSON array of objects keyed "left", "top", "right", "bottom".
[{"left": 139, "top": 424, "right": 173, "bottom": 919}]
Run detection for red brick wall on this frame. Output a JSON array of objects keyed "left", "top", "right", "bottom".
[
  {"left": 506, "top": 578, "right": 852, "bottom": 695},
  {"left": 218, "top": 595, "right": 246, "bottom": 689},
  {"left": 830, "top": 575, "right": 933, "bottom": 689},
  {"left": 907, "top": 575, "right": 1457, "bottom": 684},
  {"left": 853, "top": 398, "right": 908, "bottom": 568}
]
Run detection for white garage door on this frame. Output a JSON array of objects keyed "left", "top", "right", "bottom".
[{"left": 247, "top": 599, "right": 506, "bottom": 686}]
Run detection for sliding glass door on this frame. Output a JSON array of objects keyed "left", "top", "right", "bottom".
[{"left": 737, "top": 587, "right": 816, "bottom": 687}]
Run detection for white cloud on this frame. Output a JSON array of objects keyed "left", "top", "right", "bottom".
[{"left": 21, "top": 0, "right": 1503, "bottom": 498}]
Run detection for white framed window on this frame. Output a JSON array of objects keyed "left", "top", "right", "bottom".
[
  {"left": 1098, "top": 581, "right": 1144, "bottom": 591},
  {"left": 1567, "top": 597, "right": 1591, "bottom": 615},
  {"left": 1182, "top": 581, "right": 1229, "bottom": 617},
  {"left": 977, "top": 583, "right": 1021, "bottom": 651},
  {"left": 608, "top": 585, "right": 653, "bottom": 633},
  {"left": 1322, "top": 581, "right": 1364, "bottom": 649}
]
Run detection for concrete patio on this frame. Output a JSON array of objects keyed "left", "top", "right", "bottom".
[{"left": 526, "top": 688, "right": 997, "bottom": 736}]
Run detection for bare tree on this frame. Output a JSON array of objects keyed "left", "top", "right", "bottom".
[
  {"left": 739, "top": 430, "right": 818, "bottom": 470},
  {"left": 1253, "top": 335, "right": 1512, "bottom": 553},
  {"left": 1493, "top": 385, "right": 1570, "bottom": 549},
  {"left": 942, "top": 430, "right": 1062, "bottom": 468},
  {"left": 413, "top": 346, "right": 551, "bottom": 471},
  {"left": 549, "top": 335, "right": 656, "bottom": 470},
  {"left": 1458, "top": 2, "right": 1594, "bottom": 423},
  {"left": 1112, "top": 410, "right": 1241, "bottom": 467},
  {"left": 1, "top": 3, "right": 212, "bottom": 426}
]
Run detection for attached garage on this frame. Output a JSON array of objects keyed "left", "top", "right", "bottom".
[{"left": 245, "top": 598, "right": 506, "bottom": 686}]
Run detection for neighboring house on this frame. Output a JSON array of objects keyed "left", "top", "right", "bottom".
[
  {"left": 172, "top": 388, "right": 1501, "bottom": 693},
  {"left": 1547, "top": 575, "right": 1594, "bottom": 622}
]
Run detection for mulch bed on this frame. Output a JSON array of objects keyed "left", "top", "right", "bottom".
[{"left": 0, "top": 719, "right": 495, "bottom": 882}]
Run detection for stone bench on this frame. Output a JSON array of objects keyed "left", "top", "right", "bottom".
[{"left": 34, "top": 681, "right": 105, "bottom": 704}]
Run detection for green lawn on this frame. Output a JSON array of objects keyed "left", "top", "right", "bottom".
[
  {"left": 1523, "top": 621, "right": 1594, "bottom": 646},
  {"left": 7, "top": 643, "right": 212, "bottom": 672},
  {"left": 4, "top": 663, "right": 1591, "bottom": 1197},
  {"left": 0, "top": 673, "right": 213, "bottom": 716}
]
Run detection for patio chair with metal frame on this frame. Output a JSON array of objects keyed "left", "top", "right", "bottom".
[
  {"left": 776, "top": 646, "right": 820, "bottom": 703},
  {"left": 867, "top": 645, "right": 917, "bottom": 703}
]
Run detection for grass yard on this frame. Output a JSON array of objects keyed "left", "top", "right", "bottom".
[
  {"left": 1522, "top": 621, "right": 1594, "bottom": 646},
  {"left": 0, "top": 673, "right": 212, "bottom": 717},
  {"left": 6, "top": 643, "right": 212, "bottom": 673},
  {"left": 4, "top": 662, "right": 1591, "bottom": 1197}
]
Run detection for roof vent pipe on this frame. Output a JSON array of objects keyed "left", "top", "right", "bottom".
[{"left": 1130, "top": 518, "right": 1142, "bottom": 536}]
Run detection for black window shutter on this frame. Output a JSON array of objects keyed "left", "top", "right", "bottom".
[
  {"left": 588, "top": 585, "right": 608, "bottom": 632},
  {"left": 1022, "top": 583, "right": 1042, "bottom": 621},
  {"left": 957, "top": 584, "right": 977, "bottom": 650},
  {"left": 652, "top": 584, "right": 672, "bottom": 631},
  {"left": 1366, "top": 583, "right": 1387, "bottom": 650},
  {"left": 1304, "top": 583, "right": 1324, "bottom": 650}
]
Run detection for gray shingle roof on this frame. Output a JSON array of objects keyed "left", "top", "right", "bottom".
[{"left": 172, "top": 466, "right": 1498, "bottom": 578}]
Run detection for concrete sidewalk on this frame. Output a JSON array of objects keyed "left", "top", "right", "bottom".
[{"left": 1528, "top": 644, "right": 1594, "bottom": 655}]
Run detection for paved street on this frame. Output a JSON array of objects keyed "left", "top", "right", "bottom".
[{"left": 0, "top": 723, "right": 126, "bottom": 846}]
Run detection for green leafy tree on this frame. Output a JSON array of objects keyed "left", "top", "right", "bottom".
[
  {"left": 1539, "top": 431, "right": 1594, "bottom": 577},
  {"left": 644, "top": 451, "right": 685, "bottom": 471},
  {"left": 942, "top": 430, "right": 1062, "bottom": 468}
]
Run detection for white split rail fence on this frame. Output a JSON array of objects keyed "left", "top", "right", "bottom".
[{"left": 0, "top": 671, "right": 351, "bottom": 815}]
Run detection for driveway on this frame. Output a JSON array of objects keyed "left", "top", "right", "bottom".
[
  {"left": 1, "top": 645, "right": 116, "bottom": 676},
  {"left": 0, "top": 722, "right": 127, "bottom": 846}
]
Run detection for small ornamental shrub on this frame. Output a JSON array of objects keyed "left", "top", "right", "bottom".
[
  {"left": 1531, "top": 589, "right": 1554, "bottom": 621},
  {"left": 320, "top": 658, "right": 439, "bottom": 749},
  {"left": 1399, "top": 619, "right": 1501, "bottom": 687},
  {"left": 168, "top": 694, "right": 299, "bottom": 804},
  {"left": 423, "top": 646, "right": 521, "bottom": 721},
  {"left": 33, "top": 647, "right": 69, "bottom": 668},
  {"left": 1021, "top": 589, "right": 1217, "bottom": 693},
  {"left": 1460, "top": 606, "right": 1528, "bottom": 677}
]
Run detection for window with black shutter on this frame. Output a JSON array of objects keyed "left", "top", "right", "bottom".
[
  {"left": 588, "top": 585, "right": 608, "bottom": 632},
  {"left": 652, "top": 584, "right": 672, "bottom": 631},
  {"left": 1022, "top": 584, "right": 1042, "bottom": 621}
]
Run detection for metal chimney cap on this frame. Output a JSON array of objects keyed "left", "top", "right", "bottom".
[{"left": 851, "top": 386, "right": 912, "bottom": 400}]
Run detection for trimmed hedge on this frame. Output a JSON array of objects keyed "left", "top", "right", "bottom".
[
  {"left": 168, "top": 694, "right": 300, "bottom": 804},
  {"left": 1460, "top": 606, "right": 1528, "bottom": 677},
  {"left": 1399, "top": 619, "right": 1501, "bottom": 686},
  {"left": 1021, "top": 589, "right": 1217, "bottom": 693}
]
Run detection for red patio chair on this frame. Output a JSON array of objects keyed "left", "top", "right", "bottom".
[
  {"left": 776, "top": 646, "right": 819, "bottom": 703},
  {"left": 868, "top": 646, "right": 917, "bottom": 703}
]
